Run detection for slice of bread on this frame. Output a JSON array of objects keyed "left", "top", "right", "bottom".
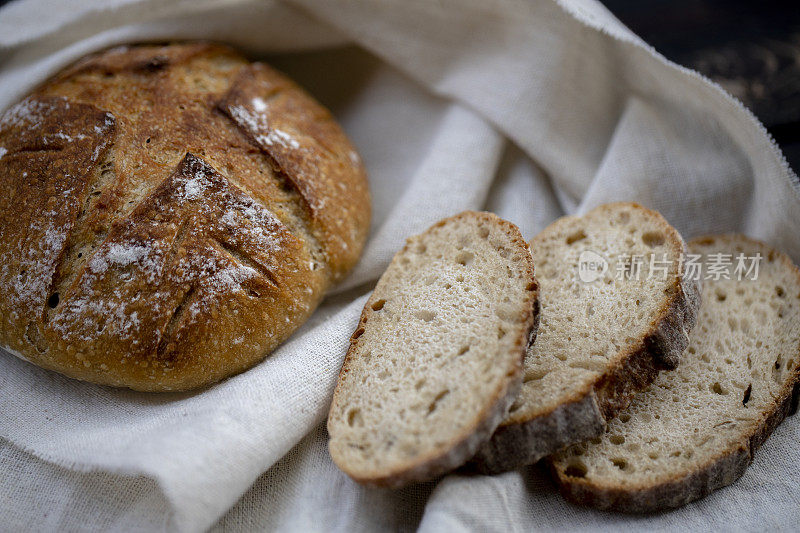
[
  {"left": 327, "top": 211, "right": 539, "bottom": 488},
  {"left": 550, "top": 235, "right": 800, "bottom": 512},
  {"left": 472, "top": 203, "right": 701, "bottom": 473}
]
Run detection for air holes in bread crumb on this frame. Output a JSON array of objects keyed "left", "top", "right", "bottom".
[
  {"left": 564, "top": 462, "right": 587, "bottom": 478},
  {"left": 416, "top": 310, "right": 436, "bottom": 322},
  {"left": 619, "top": 413, "right": 631, "bottom": 423},
  {"left": 478, "top": 226, "right": 490, "bottom": 239},
  {"left": 566, "top": 230, "right": 587, "bottom": 245},
  {"left": 611, "top": 458, "right": 628, "bottom": 470},
  {"left": 609, "top": 435, "right": 625, "bottom": 445},
  {"left": 642, "top": 232, "right": 665, "bottom": 247},
  {"left": 743, "top": 384, "right": 752, "bottom": 406},
  {"left": 712, "top": 382, "right": 727, "bottom": 395},
  {"left": 347, "top": 441, "right": 366, "bottom": 452},
  {"left": 776, "top": 286, "right": 785, "bottom": 298},
  {"left": 456, "top": 251, "right": 474, "bottom": 266},
  {"left": 524, "top": 368, "right": 548, "bottom": 382},
  {"left": 716, "top": 289, "right": 727, "bottom": 302},
  {"left": 352, "top": 327, "right": 365, "bottom": 340},
  {"left": 427, "top": 390, "right": 450, "bottom": 416},
  {"left": 773, "top": 358, "right": 783, "bottom": 382},
  {"left": 371, "top": 299, "right": 385, "bottom": 311},
  {"left": 457, "top": 345, "right": 469, "bottom": 356},
  {"left": 347, "top": 409, "right": 363, "bottom": 427}
]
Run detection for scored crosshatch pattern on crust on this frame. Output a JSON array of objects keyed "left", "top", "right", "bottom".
[{"left": 0, "top": 42, "right": 370, "bottom": 391}]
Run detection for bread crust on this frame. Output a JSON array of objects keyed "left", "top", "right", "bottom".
[
  {"left": 217, "top": 62, "right": 370, "bottom": 282},
  {"left": 472, "top": 203, "right": 701, "bottom": 473},
  {"left": 0, "top": 43, "right": 369, "bottom": 391},
  {"left": 328, "top": 211, "right": 539, "bottom": 487},
  {"left": 550, "top": 235, "right": 800, "bottom": 512}
]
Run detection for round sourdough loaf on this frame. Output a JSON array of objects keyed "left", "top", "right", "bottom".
[{"left": 0, "top": 43, "right": 370, "bottom": 391}]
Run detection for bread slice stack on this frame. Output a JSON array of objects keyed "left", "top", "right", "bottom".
[
  {"left": 328, "top": 204, "right": 799, "bottom": 509},
  {"left": 550, "top": 235, "right": 800, "bottom": 511},
  {"left": 327, "top": 211, "right": 538, "bottom": 487},
  {"left": 473, "top": 203, "right": 700, "bottom": 473}
]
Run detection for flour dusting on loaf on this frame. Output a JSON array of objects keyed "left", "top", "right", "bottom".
[{"left": 0, "top": 43, "right": 370, "bottom": 391}]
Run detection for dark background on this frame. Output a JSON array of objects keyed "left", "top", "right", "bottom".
[
  {"left": 601, "top": 0, "right": 800, "bottom": 171},
  {"left": 1, "top": 0, "right": 799, "bottom": 171}
]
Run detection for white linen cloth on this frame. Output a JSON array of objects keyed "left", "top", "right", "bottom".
[{"left": 1, "top": 0, "right": 798, "bottom": 531}]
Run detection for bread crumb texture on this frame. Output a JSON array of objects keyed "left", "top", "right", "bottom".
[
  {"left": 509, "top": 202, "right": 693, "bottom": 424},
  {"left": 471, "top": 202, "right": 699, "bottom": 474},
  {"left": 552, "top": 234, "right": 800, "bottom": 512},
  {"left": 328, "top": 212, "right": 537, "bottom": 487}
]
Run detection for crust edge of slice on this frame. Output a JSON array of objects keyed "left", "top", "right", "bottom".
[
  {"left": 471, "top": 202, "right": 702, "bottom": 474},
  {"left": 327, "top": 211, "right": 540, "bottom": 488},
  {"left": 549, "top": 234, "right": 800, "bottom": 512}
]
